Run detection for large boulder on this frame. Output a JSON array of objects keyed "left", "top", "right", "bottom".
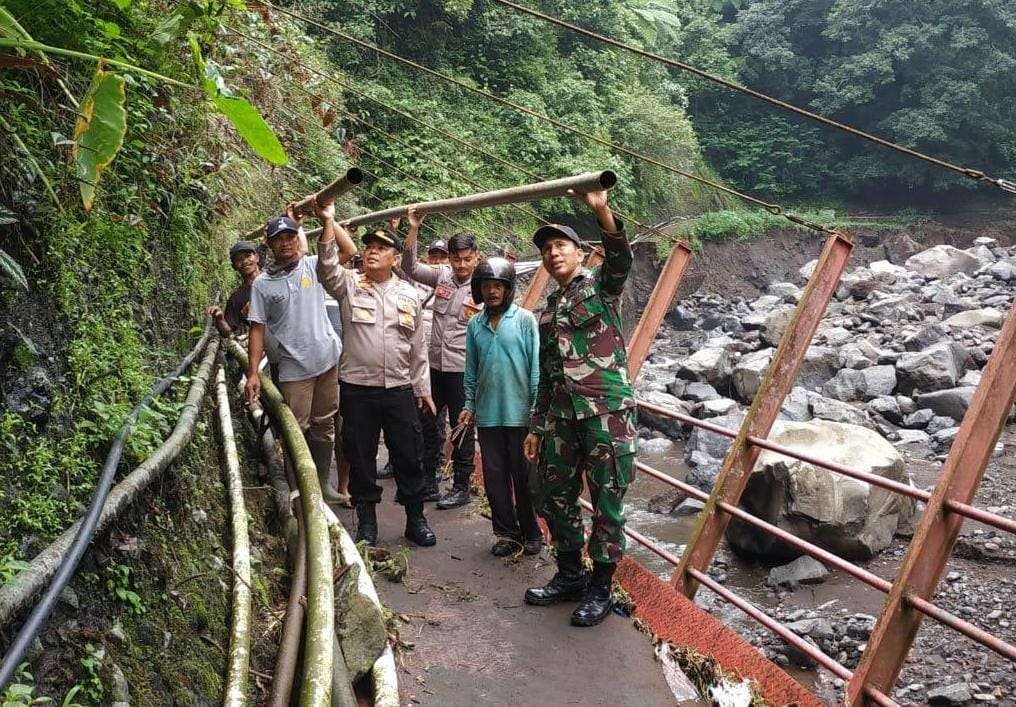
[
  {"left": 639, "top": 390, "right": 692, "bottom": 439},
  {"left": 684, "top": 411, "right": 744, "bottom": 463},
  {"left": 761, "top": 306, "right": 795, "bottom": 347},
  {"left": 915, "top": 387, "right": 976, "bottom": 422},
  {"left": 732, "top": 348, "right": 773, "bottom": 401},
  {"left": 944, "top": 308, "right": 1004, "bottom": 329},
  {"left": 808, "top": 393, "right": 872, "bottom": 428},
  {"left": 822, "top": 366, "right": 896, "bottom": 402},
  {"left": 904, "top": 245, "right": 982, "bottom": 279},
  {"left": 896, "top": 341, "right": 969, "bottom": 393},
  {"left": 725, "top": 420, "right": 915, "bottom": 560},
  {"left": 987, "top": 259, "right": 1016, "bottom": 282},
  {"left": 797, "top": 346, "right": 840, "bottom": 391},
  {"left": 676, "top": 347, "right": 733, "bottom": 386}
]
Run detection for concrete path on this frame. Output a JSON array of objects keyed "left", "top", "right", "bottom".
[{"left": 335, "top": 480, "right": 678, "bottom": 706}]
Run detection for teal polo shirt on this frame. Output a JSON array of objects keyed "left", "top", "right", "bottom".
[{"left": 464, "top": 303, "right": 540, "bottom": 428}]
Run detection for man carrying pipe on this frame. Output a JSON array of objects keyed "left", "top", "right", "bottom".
[
  {"left": 245, "top": 203, "right": 355, "bottom": 507},
  {"left": 402, "top": 209, "right": 481, "bottom": 510},
  {"left": 522, "top": 189, "right": 638, "bottom": 628},
  {"left": 318, "top": 217, "right": 438, "bottom": 547}
]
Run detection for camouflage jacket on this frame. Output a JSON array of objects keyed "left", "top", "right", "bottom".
[{"left": 529, "top": 222, "right": 635, "bottom": 435}]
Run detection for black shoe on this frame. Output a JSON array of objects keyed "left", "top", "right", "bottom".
[
  {"left": 436, "top": 486, "right": 470, "bottom": 510},
  {"left": 422, "top": 485, "right": 441, "bottom": 503},
  {"left": 570, "top": 584, "right": 613, "bottom": 627},
  {"left": 491, "top": 539, "right": 520, "bottom": 557},
  {"left": 355, "top": 503, "right": 378, "bottom": 546},
  {"left": 404, "top": 504, "right": 436, "bottom": 547},
  {"left": 524, "top": 551, "right": 589, "bottom": 606},
  {"left": 377, "top": 460, "right": 394, "bottom": 479},
  {"left": 523, "top": 539, "right": 543, "bottom": 556}
]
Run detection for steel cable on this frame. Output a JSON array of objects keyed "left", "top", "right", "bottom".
[
  {"left": 226, "top": 23, "right": 676, "bottom": 243},
  {"left": 491, "top": 0, "right": 1016, "bottom": 196},
  {"left": 253, "top": 2, "right": 840, "bottom": 235}
]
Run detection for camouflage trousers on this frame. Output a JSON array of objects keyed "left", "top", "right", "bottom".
[{"left": 533, "top": 408, "right": 638, "bottom": 564}]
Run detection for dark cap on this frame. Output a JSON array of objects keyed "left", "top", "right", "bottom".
[
  {"left": 265, "top": 215, "right": 300, "bottom": 240},
  {"left": 533, "top": 223, "right": 582, "bottom": 250},
  {"left": 427, "top": 239, "right": 448, "bottom": 254},
  {"left": 229, "top": 241, "right": 258, "bottom": 262},
  {"left": 362, "top": 228, "right": 404, "bottom": 253}
]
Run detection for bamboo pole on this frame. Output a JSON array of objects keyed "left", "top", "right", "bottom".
[
  {"left": 0, "top": 336, "right": 218, "bottom": 628},
  {"left": 217, "top": 366, "right": 253, "bottom": 707},
  {"left": 341, "top": 170, "right": 617, "bottom": 228},
  {"left": 243, "top": 167, "right": 364, "bottom": 240},
  {"left": 225, "top": 339, "right": 333, "bottom": 706},
  {"left": 268, "top": 519, "right": 306, "bottom": 707}
]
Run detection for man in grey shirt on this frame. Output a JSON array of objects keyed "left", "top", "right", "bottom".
[{"left": 245, "top": 200, "right": 355, "bottom": 505}]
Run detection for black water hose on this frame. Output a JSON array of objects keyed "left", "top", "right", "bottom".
[{"left": 0, "top": 319, "right": 214, "bottom": 690}]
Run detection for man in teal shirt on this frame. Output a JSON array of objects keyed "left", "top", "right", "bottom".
[{"left": 459, "top": 258, "right": 542, "bottom": 556}]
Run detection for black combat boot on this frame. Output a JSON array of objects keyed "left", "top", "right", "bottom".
[
  {"left": 524, "top": 551, "right": 589, "bottom": 606},
  {"left": 436, "top": 485, "right": 470, "bottom": 510},
  {"left": 571, "top": 561, "right": 615, "bottom": 627},
  {"left": 355, "top": 503, "right": 378, "bottom": 546},
  {"left": 404, "top": 503, "right": 437, "bottom": 547}
]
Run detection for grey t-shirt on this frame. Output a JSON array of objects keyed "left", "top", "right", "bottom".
[{"left": 248, "top": 255, "right": 340, "bottom": 382}]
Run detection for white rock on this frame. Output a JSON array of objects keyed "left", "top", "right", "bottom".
[
  {"left": 727, "top": 420, "right": 915, "bottom": 559},
  {"left": 733, "top": 348, "right": 773, "bottom": 402},
  {"left": 677, "top": 347, "right": 733, "bottom": 386},
  {"left": 944, "top": 308, "right": 1004, "bottom": 329},
  {"left": 799, "top": 259, "right": 819, "bottom": 282},
  {"left": 904, "top": 245, "right": 982, "bottom": 279}
]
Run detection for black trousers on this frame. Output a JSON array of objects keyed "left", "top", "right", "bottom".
[
  {"left": 477, "top": 427, "right": 541, "bottom": 542},
  {"left": 420, "top": 405, "right": 446, "bottom": 490},
  {"left": 425, "top": 369, "right": 476, "bottom": 488},
  {"left": 340, "top": 382, "right": 425, "bottom": 506}
]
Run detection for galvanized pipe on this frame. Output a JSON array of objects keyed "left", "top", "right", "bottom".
[
  {"left": 341, "top": 170, "right": 617, "bottom": 227},
  {"left": 290, "top": 167, "right": 364, "bottom": 217},
  {"left": 243, "top": 168, "right": 363, "bottom": 240}
]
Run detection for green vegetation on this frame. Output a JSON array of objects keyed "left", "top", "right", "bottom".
[{"left": 694, "top": 0, "right": 1016, "bottom": 200}]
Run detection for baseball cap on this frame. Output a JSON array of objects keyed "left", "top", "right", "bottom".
[
  {"left": 427, "top": 239, "right": 449, "bottom": 254},
  {"left": 533, "top": 223, "right": 583, "bottom": 250},
  {"left": 362, "top": 228, "right": 404, "bottom": 253},
  {"left": 265, "top": 215, "right": 300, "bottom": 240},
  {"left": 229, "top": 241, "right": 258, "bottom": 262}
]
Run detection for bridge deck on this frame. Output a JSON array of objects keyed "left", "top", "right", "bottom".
[{"left": 336, "top": 479, "right": 682, "bottom": 706}]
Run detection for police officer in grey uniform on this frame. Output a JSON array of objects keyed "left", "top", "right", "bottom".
[
  {"left": 317, "top": 219, "right": 437, "bottom": 547},
  {"left": 403, "top": 207, "right": 481, "bottom": 509}
]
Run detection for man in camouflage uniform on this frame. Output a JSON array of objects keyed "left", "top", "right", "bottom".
[{"left": 523, "top": 189, "right": 637, "bottom": 627}]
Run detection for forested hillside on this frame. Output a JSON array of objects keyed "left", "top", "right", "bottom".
[{"left": 695, "top": 0, "right": 1016, "bottom": 200}]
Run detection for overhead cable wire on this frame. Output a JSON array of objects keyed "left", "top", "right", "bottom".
[
  {"left": 226, "top": 23, "right": 672, "bottom": 243},
  {"left": 253, "top": 2, "right": 839, "bottom": 235},
  {"left": 491, "top": 0, "right": 1016, "bottom": 196}
]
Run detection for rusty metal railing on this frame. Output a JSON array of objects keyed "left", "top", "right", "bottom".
[{"left": 607, "top": 228, "right": 1016, "bottom": 704}]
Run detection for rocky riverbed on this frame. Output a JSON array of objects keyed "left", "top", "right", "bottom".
[{"left": 629, "top": 237, "right": 1015, "bottom": 705}]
